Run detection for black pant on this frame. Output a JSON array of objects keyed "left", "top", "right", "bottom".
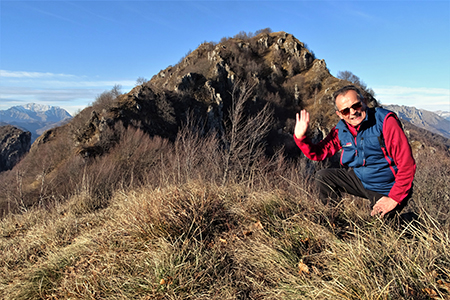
[{"left": 315, "top": 167, "right": 410, "bottom": 218}]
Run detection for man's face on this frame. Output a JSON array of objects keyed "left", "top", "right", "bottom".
[{"left": 335, "top": 90, "right": 367, "bottom": 127}]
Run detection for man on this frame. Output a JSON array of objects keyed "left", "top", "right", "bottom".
[{"left": 294, "top": 85, "right": 415, "bottom": 218}]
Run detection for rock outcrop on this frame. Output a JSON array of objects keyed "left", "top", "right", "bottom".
[{"left": 0, "top": 125, "right": 31, "bottom": 172}]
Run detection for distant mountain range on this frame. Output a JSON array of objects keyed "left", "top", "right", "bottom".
[
  {"left": 1, "top": 102, "right": 448, "bottom": 146},
  {"left": 435, "top": 110, "right": 450, "bottom": 121},
  {"left": 384, "top": 105, "right": 450, "bottom": 139},
  {"left": 0, "top": 103, "right": 72, "bottom": 143}
]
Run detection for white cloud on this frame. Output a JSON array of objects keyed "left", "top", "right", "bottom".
[
  {"left": 0, "top": 70, "right": 76, "bottom": 79},
  {"left": 0, "top": 86, "right": 103, "bottom": 101},
  {"left": 0, "top": 87, "right": 98, "bottom": 116},
  {"left": 3, "top": 79, "right": 135, "bottom": 89},
  {"left": 1, "top": 70, "right": 135, "bottom": 89},
  {"left": 0, "top": 84, "right": 134, "bottom": 116},
  {"left": 373, "top": 85, "right": 450, "bottom": 112},
  {"left": 0, "top": 69, "right": 135, "bottom": 115}
]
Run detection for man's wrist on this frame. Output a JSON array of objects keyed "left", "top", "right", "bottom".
[
  {"left": 293, "top": 134, "right": 307, "bottom": 141},
  {"left": 388, "top": 193, "right": 403, "bottom": 204}
]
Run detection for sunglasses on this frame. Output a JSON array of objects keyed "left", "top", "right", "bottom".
[{"left": 338, "top": 101, "right": 363, "bottom": 116}]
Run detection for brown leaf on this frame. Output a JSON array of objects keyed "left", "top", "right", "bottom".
[
  {"left": 298, "top": 260, "right": 309, "bottom": 275},
  {"left": 437, "top": 280, "right": 450, "bottom": 292},
  {"left": 243, "top": 230, "right": 253, "bottom": 236},
  {"left": 160, "top": 276, "right": 173, "bottom": 285},
  {"left": 253, "top": 221, "right": 263, "bottom": 230},
  {"left": 405, "top": 284, "right": 415, "bottom": 296},
  {"left": 423, "top": 288, "right": 439, "bottom": 299}
]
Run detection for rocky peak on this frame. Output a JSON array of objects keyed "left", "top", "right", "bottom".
[{"left": 69, "top": 31, "right": 351, "bottom": 157}]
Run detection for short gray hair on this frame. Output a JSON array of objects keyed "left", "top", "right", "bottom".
[{"left": 332, "top": 85, "right": 364, "bottom": 111}]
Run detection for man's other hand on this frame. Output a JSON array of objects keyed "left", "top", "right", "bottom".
[{"left": 371, "top": 196, "right": 398, "bottom": 217}]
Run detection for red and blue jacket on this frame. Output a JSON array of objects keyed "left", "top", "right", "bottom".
[
  {"left": 336, "top": 107, "right": 398, "bottom": 195},
  {"left": 294, "top": 107, "right": 416, "bottom": 203}
]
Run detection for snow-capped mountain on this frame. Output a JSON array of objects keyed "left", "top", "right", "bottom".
[
  {"left": 435, "top": 110, "right": 450, "bottom": 122},
  {"left": 1, "top": 103, "right": 72, "bottom": 123},
  {"left": 0, "top": 103, "right": 72, "bottom": 142}
]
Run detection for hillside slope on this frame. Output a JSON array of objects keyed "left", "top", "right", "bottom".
[{"left": 385, "top": 104, "right": 450, "bottom": 139}]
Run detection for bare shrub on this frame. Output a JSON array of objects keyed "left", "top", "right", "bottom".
[
  {"left": 233, "top": 28, "right": 273, "bottom": 40},
  {"left": 171, "top": 112, "right": 222, "bottom": 184},
  {"left": 219, "top": 36, "right": 229, "bottom": 44},
  {"left": 254, "top": 27, "right": 273, "bottom": 36},
  {"left": 67, "top": 126, "right": 175, "bottom": 214},
  {"left": 155, "top": 92, "right": 176, "bottom": 127},
  {"left": 273, "top": 48, "right": 286, "bottom": 64},
  {"left": 234, "top": 30, "right": 253, "bottom": 40},
  {"left": 135, "top": 77, "right": 147, "bottom": 86},
  {"left": 336, "top": 70, "right": 376, "bottom": 98},
  {"left": 68, "top": 159, "right": 118, "bottom": 214},
  {"left": 246, "top": 60, "right": 265, "bottom": 77},
  {"left": 283, "top": 74, "right": 306, "bottom": 107},
  {"left": 177, "top": 49, "right": 192, "bottom": 65},
  {"left": 266, "top": 90, "right": 283, "bottom": 106},
  {"left": 91, "top": 84, "right": 122, "bottom": 111},
  {"left": 228, "top": 45, "right": 259, "bottom": 80},
  {"left": 222, "top": 79, "right": 274, "bottom": 186},
  {"left": 109, "top": 126, "right": 171, "bottom": 188}
]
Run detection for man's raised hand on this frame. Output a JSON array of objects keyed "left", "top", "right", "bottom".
[{"left": 294, "top": 110, "right": 310, "bottom": 139}]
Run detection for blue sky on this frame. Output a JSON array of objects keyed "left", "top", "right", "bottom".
[{"left": 1, "top": 0, "right": 449, "bottom": 116}]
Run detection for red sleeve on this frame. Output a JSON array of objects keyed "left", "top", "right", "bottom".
[
  {"left": 383, "top": 115, "right": 416, "bottom": 203},
  {"left": 293, "top": 127, "right": 342, "bottom": 161}
]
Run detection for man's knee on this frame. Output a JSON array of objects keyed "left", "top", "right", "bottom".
[{"left": 315, "top": 168, "right": 331, "bottom": 181}]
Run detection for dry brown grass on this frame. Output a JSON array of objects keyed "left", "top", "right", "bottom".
[{"left": 1, "top": 147, "right": 450, "bottom": 299}]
